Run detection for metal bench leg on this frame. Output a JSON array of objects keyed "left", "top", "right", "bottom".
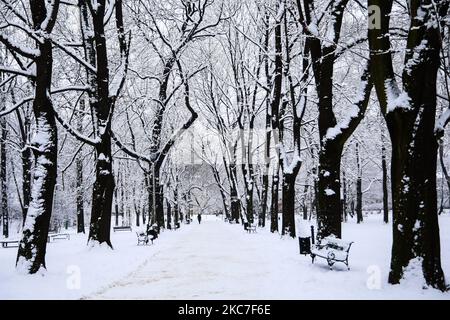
[{"left": 327, "top": 259, "right": 334, "bottom": 270}]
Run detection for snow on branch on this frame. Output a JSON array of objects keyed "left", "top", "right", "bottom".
[
  {"left": 385, "top": 78, "right": 410, "bottom": 113},
  {"left": 323, "top": 64, "right": 373, "bottom": 143},
  {"left": 155, "top": 61, "right": 200, "bottom": 169},
  {"left": 0, "top": 0, "right": 29, "bottom": 25},
  {"left": 111, "top": 131, "right": 152, "bottom": 163},
  {"left": 40, "top": 0, "right": 61, "bottom": 33},
  {"left": 54, "top": 110, "right": 99, "bottom": 146},
  {"left": 0, "top": 33, "right": 40, "bottom": 59},
  {"left": 0, "top": 65, "right": 36, "bottom": 79},
  {"left": 0, "top": 96, "right": 34, "bottom": 117},
  {"left": 436, "top": 106, "right": 450, "bottom": 137},
  {"left": 51, "top": 38, "right": 97, "bottom": 73},
  {"left": 50, "top": 85, "right": 90, "bottom": 94}
]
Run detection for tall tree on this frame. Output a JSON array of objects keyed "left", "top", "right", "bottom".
[
  {"left": 0, "top": 78, "right": 8, "bottom": 238},
  {"left": 53, "top": 0, "right": 130, "bottom": 247},
  {"left": 368, "top": 0, "right": 449, "bottom": 290},
  {"left": 75, "top": 98, "right": 85, "bottom": 234},
  {"left": 297, "top": 0, "right": 373, "bottom": 239},
  {"left": 0, "top": 0, "right": 60, "bottom": 273},
  {"left": 355, "top": 142, "right": 363, "bottom": 224},
  {"left": 381, "top": 126, "right": 389, "bottom": 223}
]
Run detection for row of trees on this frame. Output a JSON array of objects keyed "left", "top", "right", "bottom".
[{"left": 1, "top": 0, "right": 449, "bottom": 290}]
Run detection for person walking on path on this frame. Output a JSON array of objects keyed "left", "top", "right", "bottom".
[{"left": 197, "top": 214, "right": 202, "bottom": 224}]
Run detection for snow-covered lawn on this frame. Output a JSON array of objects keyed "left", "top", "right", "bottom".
[{"left": 1, "top": 214, "right": 450, "bottom": 299}]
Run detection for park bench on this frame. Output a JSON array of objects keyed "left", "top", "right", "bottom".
[
  {"left": 48, "top": 227, "right": 59, "bottom": 235},
  {"left": 152, "top": 225, "right": 160, "bottom": 234},
  {"left": 310, "top": 236, "right": 354, "bottom": 270},
  {"left": 113, "top": 226, "right": 132, "bottom": 232},
  {"left": 47, "top": 233, "right": 70, "bottom": 242},
  {"left": 136, "top": 232, "right": 150, "bottom": 245},
  {"left": 243, "top": 222, "right": 257, "bottom": 233},
  {"left": 136, "top": 227, "right": 158, "bottom": 245},
  {"left": 1, "top": 240, "right": 19, "bottom": 248}
]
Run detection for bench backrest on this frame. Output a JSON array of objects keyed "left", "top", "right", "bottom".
[{"left": 321, "top": 237, "right": 353, "bottom": 252}]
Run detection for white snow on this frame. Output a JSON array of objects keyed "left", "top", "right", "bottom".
[
  {"left": 322, "top": 80, "right": 368, "bottom": 142},
  {"left": 324, "top": 188, "right": 336, "bottom": 196},
  {"left": 385, "top": 79, "right": 411, "bottom": 113},
  {"left": 1, "top": 214, "right": 450, "bottom": 299}
]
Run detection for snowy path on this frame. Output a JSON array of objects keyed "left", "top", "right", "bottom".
[
  {"left": 2, "top": 215, "right": 449, "bottom": 299},
  {"left": 87, "top": 218, "right": 275, "bottom": 299},
  {"left": 86, "top": 216, "right": 450, "bottom": 300}
]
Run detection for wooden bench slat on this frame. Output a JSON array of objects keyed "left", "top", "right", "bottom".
[
  {"left": 113, "top": 226, "right": 132, "bottom": 232},
  {"left": 310, "top": 237, "right": 354, "bottom": 270},
  {"left": 1, "top": 240, "right": 20, "bottom": 248}
]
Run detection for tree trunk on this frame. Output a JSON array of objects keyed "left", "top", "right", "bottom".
[
  {"left": 260, "top": 173, "right": 269, "bottom": 227},
  {"left": 230, "top": 163, "right": 240, "bottom": 223},
  {"left": 155, "top": 175, "right": 164, "bottom": 228},
  {"left": 76, "top": 99, "right": 85, "bottom": 233},
  {"left": 282, "top": 172, "right": 297, "bottom": 238},
  {"left": 87, "top": 3, "right": 117, "bottom": 247},
  {"left": 114, "top": 185, "right": 119, "bottom": 227},
  {"left": 439, "top": 143, "right": 450, "bottom": 209},
  {"left": 368, "top": 0, "right": 447, "bottom": 290},
  {"left": 174, "top": 176, "right": 180, "bottom": 225},
  {"left": 342, "top": 170, "right": 347, "bottom": 222},
  {"left": 16, "top": 39, "right": 58, "bottom": 273},
  {"left": 211, "top": 165, "right": 229, "bottom": 220},
  {"left": 356, "top": 142, "right": 363, "bottom": 224},
  {"left": 88, "top": 138, "right": 114, "bottom": 247},
  {"left": 270, "top": 166, "right": 279, "bottom": 233},
  {"left": 382, "top": 136, "right": 389, "bottom": 223},
  {"left": 166, "top": 199, "right": 171, "bottom": 230},
  {"left": 76, "top": 155, "right": 85, "bottom": 233},
  {"left": 388, "top": 113, "right": 445, "bottom": 289},
  {"left": 120, "top": 164, "right": 125, "bottom": 224},
  {"left": 1, "top": 112, "right": 8, "bottom": 238},
  {"left": 260, "top": 7, "right": 272, "bottom": 228},
  {"left": 317, "top": 144, "right": 343, "bottom": 239},
  {"left": 133, "top": 183, "right": 140, "bottom": 227},
  {"left": 21, "top": 133, "right": 31, "bottom": 224}
]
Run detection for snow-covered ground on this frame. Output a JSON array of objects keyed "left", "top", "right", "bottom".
[{"left": 1, "top": 214, "right": 450, "bottom": 299}]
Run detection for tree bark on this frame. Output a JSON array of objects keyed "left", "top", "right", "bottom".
[
  {"left": 439, "top": 143, "right": 450, "bottom": 209},
  {"left": 1, "top": 102, "right": 8, "bottom": 238},
  {"left": 270, "top": 166, "right": 279, "bottom": 233},
  {"left": 89, "top": 137, "right": 114, "bottom": 247},
  {"left": 317, "top": 145, "right": 343, "bottom": 238},
  {"left": 368, "top": 0, "right": 448, "bottom": 290},
  {"left": 166, "top": 198, "right": 171, "bottom": 230},
  {"left": 260, "top": 7, "right": 272, "bottom": 228},
  {"left": 356, "top": 142, "right": 363, "bottom": 224},
  {"left": 86, "top": 1, "right": 119, "bottom": 247},
  {"left": 16, "top": 39, "right": 58, "bottom": 273},
  {"left": 382, "top": 134, "right": 389, "bottom": 223},
  {"left": 229, "top": 162, "right": 240, "bottom": 223},
  {"left": 298, "top": 0, "right": 371, "bottom": 239},
  {"left": 342, "top": 170, "right": 347, "bottom": 222},
  {"left": 282, "top": 172, "right": 298, "bottom": 237},
  {"left": 76, "top": 99, "right": 85, "bottom": 233}
]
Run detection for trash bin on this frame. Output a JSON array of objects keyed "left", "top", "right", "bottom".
[{"left": 299, "top": 236, "right": 311, "bottom": 255}]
